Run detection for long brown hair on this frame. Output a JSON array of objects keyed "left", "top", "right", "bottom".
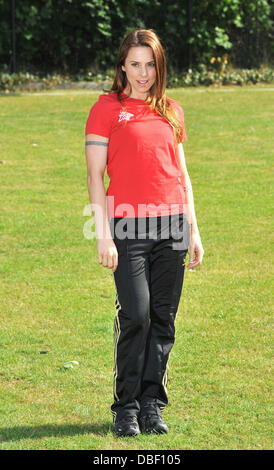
[{"left": 103, "top": 29, "right": 184, "bottom": 145}]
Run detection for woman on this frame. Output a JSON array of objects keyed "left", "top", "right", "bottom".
[{"left": 85, "top": 29, "right": 204, "bottom": 437}]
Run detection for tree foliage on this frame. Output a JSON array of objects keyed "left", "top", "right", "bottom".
[{"left": 0, "top": 0, "right": 273, "bottom": 73}]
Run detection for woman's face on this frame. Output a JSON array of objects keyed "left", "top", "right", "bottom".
[{"left": 121, "top": 46, "right": 156, "bottom": 100}]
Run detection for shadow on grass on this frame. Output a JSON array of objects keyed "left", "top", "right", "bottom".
[{"left": 0, "top": 423, "right": 112, "bottom": 442}]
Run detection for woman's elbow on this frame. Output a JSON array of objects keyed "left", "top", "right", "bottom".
[{"left": 87, "top": 171, "right": 104, "bottom": 187}]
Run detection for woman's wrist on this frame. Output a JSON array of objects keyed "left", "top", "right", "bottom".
[{"left": 190, "top": 223, "right": 199, "bottom": 236}]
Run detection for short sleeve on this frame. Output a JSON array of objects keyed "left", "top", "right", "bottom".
[
  {"left": 170, "top": 100, "right": 187, "bottom": 143},
  {"left": 85, "top": 97, "right": 113, "bottom": 138},
  {"left": 176, "top": 103, "right": 187, "bottom": 143}
]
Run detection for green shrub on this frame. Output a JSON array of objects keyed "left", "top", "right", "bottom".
[
  {"left": 166, "top": 66, "right": 274, "bottom": 88},
  {"left": 0, "top": 67, "right": 273, "bottom": 92}
]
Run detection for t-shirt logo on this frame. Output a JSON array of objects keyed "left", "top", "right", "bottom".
[{"left": 118, "top": 110, "right": 134, "bottom": 122}]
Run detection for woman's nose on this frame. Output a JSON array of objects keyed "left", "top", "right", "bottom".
[{"left": 140, "top": 68, "right": 148, "bottom": 77}]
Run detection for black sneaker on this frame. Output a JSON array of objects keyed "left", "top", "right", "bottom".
[
  {"left": 139, "top": 402, "right": 168, "bottom": 434},
  {"left": 114, "top": 415, "right": 141, "bottom": 437}
]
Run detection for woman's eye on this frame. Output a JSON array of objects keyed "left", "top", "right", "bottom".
[{"left": 131, "top": 63, "right": 155, "bottom": 67}]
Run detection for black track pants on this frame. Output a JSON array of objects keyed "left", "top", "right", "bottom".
[{"left": 109, "top": 213, "right": 190, "bottom": 420}]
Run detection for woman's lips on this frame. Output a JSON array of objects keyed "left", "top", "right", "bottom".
[{"left": 137, "top": 80, "right": 149, "bottom": 86}]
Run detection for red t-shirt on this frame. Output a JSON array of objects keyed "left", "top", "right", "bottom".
[{"left": 85, "top": 91, "right": 187, "bottom": 218}]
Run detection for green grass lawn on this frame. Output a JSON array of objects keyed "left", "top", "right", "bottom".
[{"left": 0, "top": 85, "right": 273, "bottom": 450}]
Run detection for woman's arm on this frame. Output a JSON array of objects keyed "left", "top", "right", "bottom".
[
  {"left": 175, "top": 143, "right": 204, "bottom": 269},
  {"left": 85, "top": 133, "right": 118, "bottom": 272}
]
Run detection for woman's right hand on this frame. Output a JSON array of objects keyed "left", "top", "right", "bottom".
[{"left": 97, "top": 238, "right": 118, "bottom": 273}]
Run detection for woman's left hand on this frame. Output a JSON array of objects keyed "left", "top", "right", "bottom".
[{"left": 187, "top": 232, "right": 204, "bottom": 270}]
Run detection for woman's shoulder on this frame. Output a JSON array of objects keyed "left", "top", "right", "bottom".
[
  {"left": 87, "top": 92, "right": 120, "bottom": 114},
  {"left": 166, "top": 96, "right": 185, "bottom": 122},
  {"left": 166, "top": 96, "right": 183, "bottom": 110},
  {"left": 95, "top": 92, "right": 120, "bottom": 106}
]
